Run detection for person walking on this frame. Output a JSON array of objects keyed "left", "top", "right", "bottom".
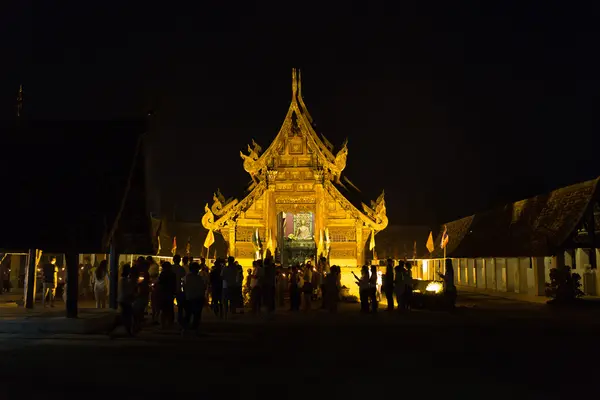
[{"left": 42, "top": 256, "right": 58, "bottom": 308}]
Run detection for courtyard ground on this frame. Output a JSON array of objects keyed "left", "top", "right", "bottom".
[{"left": 0, "top": 292, "right": 598, "bottom": 399}]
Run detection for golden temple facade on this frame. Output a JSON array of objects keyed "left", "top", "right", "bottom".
[{"left": 202, "top": 69, "right": 388, "bottom": 267}]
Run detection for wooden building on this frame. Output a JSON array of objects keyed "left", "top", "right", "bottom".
[
  {"left": 418, "top": 177, "right": 600, "bottom": 297},
  {"left": 0, "top": 119, "right": 153, "bottom": 314}
]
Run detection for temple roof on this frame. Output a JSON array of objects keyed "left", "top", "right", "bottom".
[
  {"left": 431, "top": 177, "right": 600, "bottom": 258},
  {"left": 204, "top": 70, "right": 388, "bottom": 233}
]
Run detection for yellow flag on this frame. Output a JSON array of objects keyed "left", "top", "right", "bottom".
[
  {"left": 426, "top": 231, "right": 435, "bottom": 253},
  {"left": 204, "top": 229, "right": 215, "bottom": 249},
  {"left": 266, "top": 228, "right": 274, "bottom": 256},
  {"left": 369, "top": 229, "right": 375, "bottom": 251}
]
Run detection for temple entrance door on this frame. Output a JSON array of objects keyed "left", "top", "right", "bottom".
[{"left": 277, "top": 211, "right": 316, "bottom": 266}]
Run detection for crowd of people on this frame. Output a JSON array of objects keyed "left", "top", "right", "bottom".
[
  {"left": 37, "top": 252, "right": 458, "bottom": 337},
  {"left": 353, "top": 258, "right": 457, "bottom": 313},
  {"left": 101, "top": 253, "right": 349, "bottom": 337}
]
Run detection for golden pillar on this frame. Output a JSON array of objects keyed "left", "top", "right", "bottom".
[
  {"left": 314, "top": 181, "right": 325, "bottom": 251},
  {"left": 356, "top": 222, "right": 364, "bottom": 266},
  {"left": 228, "top": 222, "right": 236, "bottom": 258}
]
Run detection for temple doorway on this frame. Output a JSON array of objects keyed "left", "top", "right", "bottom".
[{"left": 276, "top": 211, "right": 316, "bottom": 266}]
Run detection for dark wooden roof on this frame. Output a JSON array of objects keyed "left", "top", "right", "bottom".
[
  {"left": 0, "top": 120, "right": 153, "bottom": 254},
  {"left": 370, "top": 225, "right": 431, "bottom": 259},
  {"left": 151, "top": 217, "right": 227, "bottom": 259},
  {"left": 432, "top": 177, "right": 600, "bottom": 258}
]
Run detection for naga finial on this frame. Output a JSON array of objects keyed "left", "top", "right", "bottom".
[
  {"left": 334, "top": 141, "right": 348, "bottom": 175},
  {"left": 201, "top": 203, "right": 215, "bottom": 230}
]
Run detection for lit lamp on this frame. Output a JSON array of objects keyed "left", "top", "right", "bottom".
[{"left": 425, "top": 281, "right": 443, "bottom": 294}]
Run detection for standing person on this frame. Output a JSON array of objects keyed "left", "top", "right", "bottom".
[
  {"left": 182, "top": 256, "right": 190, "bottom": 275},
  {"left": 403, "top": 262, "right": 414, "bottom": 311},
  {"left": 353, "top": 266, "right": 370, "bottom": 313},
  {"left": 93, "top": 260, "right": 109, "bottom": 309},
  {"left": 147, "top": 256, "right": 159, "bottom": 280},
  {"left": 262, "top": 257, "right": 276, "bottom": 314},
  {"left": 80, "top": 257, "right": 93, "bottom": 300},
  {"left": 158, "top": 262, "right": 176, "bottom": 329},
  {"left": 235, "top": 261, "right": 244, "bottom": 314},
  {"left": 108, "top": 263, "right": 135, "bottom": 338},
  {"left": 275, "top": 270, "right": 287, "bottom": 308},
  {"left": 250, "top": 260, "right": 262, "bottom": 315},
  {"left": 394, "top": 262, "right": 406, "bottom": 311},
  {"left": 369, "top": 265, "right": 379, "bottom": 313},
  {"left": 302, "top": 263, "right": 313, "bottom": 312},
  {"left": 384, "top": 258, "right": 395, "bottom": 311},
  {"left": 182, "top": 262, "right": 207, "bottom": 335},
  {"left": 289, "top": 265, "right": 301, "bottom": 312},
  {"left": 325, "top": 266, "right": 340, "bottom": 313},
  {"left": 133, "top": 269, "right": 150, "bottom": 333},
  {"left": 42, "top": 256, "right": 59, "bottom": 308},
  {"left": 210, "top": 259, "right": 224, "bottom": 318},
  {"left": 221, "top": 256, "right": 238, "bottom": 319},
  {"left": 438, "top": 259, "right": 457, "bottom": 309},
  {"left": 172, "top": 254, "right": 186, "bottom": 326}
]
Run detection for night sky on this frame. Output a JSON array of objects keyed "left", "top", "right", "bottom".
[{"left": 4, "top": 2, "right": 599, "bottom": 227}]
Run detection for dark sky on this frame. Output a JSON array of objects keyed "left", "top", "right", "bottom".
[{"left": 4, "top": 2, "right": 600, "bottom": 226}]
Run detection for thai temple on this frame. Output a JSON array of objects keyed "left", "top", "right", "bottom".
[{"left": 201, "top": 69, "right": 388, "bottom": 269}]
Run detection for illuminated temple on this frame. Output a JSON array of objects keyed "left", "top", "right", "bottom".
[{"left": 201, "top": 69, "right": 388, "bottom": 267}]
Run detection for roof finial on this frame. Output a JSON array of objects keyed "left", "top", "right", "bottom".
[
  {"left": 291, "top": 68, "right": 298, "bottom": 101},
  {"left": 298, "top": 69, "right": 302, "bottom": 99}
]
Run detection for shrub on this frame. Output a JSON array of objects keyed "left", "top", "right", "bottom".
[{"left": 545, "top": 265, "right": 584, "bottom": 302}]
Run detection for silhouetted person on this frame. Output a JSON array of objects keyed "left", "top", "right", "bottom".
[
  {"left": 172, "top": 254, "right": 186, "bottom": 326},
  {"left": 42, "top": 256, "right": 58, "bottom": 308},
  {"left": 438, "top": 259, "right": 457, "bottom": 309},
  {"left": 210, "top": 259, "right": 223, "bottom": 318},
  {"left": 182, "top": 262, "right": 206, "bottom": 335},
  {"left": 158, "top": 262, "right": 176, "bottom": 329},
  {"left": 93, "top": 260, "right": 109, "bottom": 308},
  {"left": 384, "top": 258, "right": 395, "bottom": 311}
]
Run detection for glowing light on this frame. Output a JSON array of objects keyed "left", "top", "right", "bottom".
[
  {"left": 61, "top": 268, "right": 65, "bottom": 271},
  {"left": 37, "top": 268, "right": 40, "bottom": 272},
  {"left": 425, "top": 281, "right": 443, "bottom": 294},
  {"left": 80, "top": 267, "right": 84, "bottom": 270},
  {"left": 282, "top": 274, "right": 286, "bottom": 278},
  {"left": 422, "top": 260, "right": 428, "bottom": 274}
]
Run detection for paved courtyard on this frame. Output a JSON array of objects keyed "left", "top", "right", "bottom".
[{"left": 0, "top": 293, "right": 598, "bottom": 399}]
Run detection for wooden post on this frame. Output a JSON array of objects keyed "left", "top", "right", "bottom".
[
  {"left": 109, "top": 243, "right": 119, "bottom": 310},
  {"left": 65, "top": 252, "right": 79, "bottom": 318},
  {"left": 24, "top": 248, "right": 37, "bottom": 309}
]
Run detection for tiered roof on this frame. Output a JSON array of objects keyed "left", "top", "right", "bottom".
[{"left": 203, "top": 69, "right": 388, "bottom": 233}]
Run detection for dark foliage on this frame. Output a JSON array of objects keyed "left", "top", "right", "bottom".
[{"left": 545, "top": 265, "right": 584, "bottom": 302}]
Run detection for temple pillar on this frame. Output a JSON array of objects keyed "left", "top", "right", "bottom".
[
  {"left": 228, "top": 222, "right": 236, "bottom": 258},
  {"left": 109, "top": 243, "right": 119, "bottom": 309},
  {"left": 356, "top": 223, "right": 364, "bottom": 266},
  {"left": 10, "top": 255, "right": 21, "bottom": 292},
  {"left": 24, "top": 249, "right": 37, "bottom": 309},
  {"left": 65, "top": 252, "right": 79, "bottom": 318},
  {"left": 314, "top": 182, "right": 325, "bottom": 256},
  {"left": 531, "top": 257, "right": 546, "bottom": 296}
]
